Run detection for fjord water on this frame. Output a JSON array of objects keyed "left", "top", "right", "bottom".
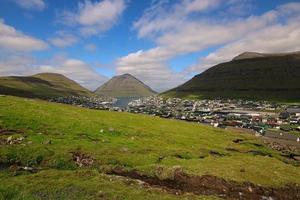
[{"left": 113, "top": 97, "right": 140, "bottom": 108}]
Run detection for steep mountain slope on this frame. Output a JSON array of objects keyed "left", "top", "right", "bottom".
[
  {"left": 0, "top": 73, "right": 92, "bottom": 99},
  {"left": 95, "top": 73, "right": 156, "bottom": 97},
  {"left": 164, "top": 52, "right": 300, "bottom": 101}
]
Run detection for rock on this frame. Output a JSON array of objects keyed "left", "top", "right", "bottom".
[
  {"left": 22, "top": 166, "right": 38, "bottom": 173},
  {"left": 294, "top": 156, "right": 300, "bottom": 161},
  {"left": 27, "top": 141, "right": 33, "bottom": 144},
  {"left": 43, "top": 140, "right": 51, "bottom": 145},
  {"left": 248, "top": 186, "right": 253, "bottom": 192},
  {"left": 108, "top": 127, "right": 114, "bottom": 132},
  {"left": 120, "top": 147, "right": 129, "bottom": 152},
  {"left": 7, "top": 136, "right": 13, "bottom": 143}
]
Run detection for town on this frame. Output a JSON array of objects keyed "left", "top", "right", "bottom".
[{"left": 50, "top": 96, "right": 300, "bottom": 140}]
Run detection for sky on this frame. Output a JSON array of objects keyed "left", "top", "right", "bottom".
[{"left": 0, "top": 0, "right": 300, "bottom": 92}]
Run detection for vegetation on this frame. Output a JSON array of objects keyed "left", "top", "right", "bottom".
[
  {"left": 0, "top": 96, "right": 299, "bottom": 199},
  {"left": 0, "top": 73, "right": 93, "bottom": 99},
  {"left": 163, "top": 52, "right": 300, "bottom": 102}
]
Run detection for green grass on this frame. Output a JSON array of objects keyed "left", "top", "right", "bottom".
[{"left": 0, "top": 96, "right": 299, "bottom": 199}]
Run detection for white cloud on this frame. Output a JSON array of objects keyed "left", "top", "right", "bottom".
[
  {"left": 0, "top": 19, "right": 48, "bottom": 52},
  {"left": 37, "top": 59, "right": 108, "bottom": 90},
  {"left": 49, "top": 32, "right": 78, "bottom": 48},
  {"left": 116, "top": 48, "right": 189, "bottom": 92},
  {"left": 60, "top": 0, "right": 126, "bottom": 36},
  {"left": 14, "top": 0, "right": 46, "bottom": 11},
  {"left": 117, "top": 1, "right": 300, "bottom": 91},
  {"left": 84, "top": 43, "right": 97, "bottom": 52}
]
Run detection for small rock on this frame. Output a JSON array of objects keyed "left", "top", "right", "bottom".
[
  {"left": 294, "top": 156, "right": 300, "bottom": 161},
  {"left": 248, "top": 186, "right": 253, "bottom": 192},
  {"left": 108, "top": 127, "right": 114, "bottom": 132},
  {"left": 120, "top": 147, "right": 129, "bottom": 152},
  {"left": 27, "top": 141, "right": 33, "bottom": 144},
  {"left": 43, "top": 140, "right": 51, "bottom": 145},
  {"left": 7, "top": 136, "right": 13, "bottom": 143}
]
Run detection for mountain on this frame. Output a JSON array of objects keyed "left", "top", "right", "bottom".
[
  {"left": 95, "top": 73, "right": 156, "bottom": 97},
  {"left": 0, "top": 73, "right": 92, "bottom": 99},
  {"left": 163, "top": 51, "right": 300, "bottom": 101}
]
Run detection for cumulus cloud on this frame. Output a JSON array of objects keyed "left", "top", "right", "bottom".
[
  {"left": 59, "top": 0, "right": 126, "bottom": 36},
  {"left": 0, "top": 19, "right": 48, "bottom": 52},
  {"left": 117, "top": 1, "right": 300, "bottom": 91},
  {"left": 49, "top": 32, "right": 78, "bottom": 48},
  {"left": 116, "top": 48, "right": 189, "bottom": 92},
  {"left": 188, "top": 2, "right": 300, "bottom": 72},
  {"left": 37, "top": 59, "right": 108, "bottom": 90},
  {"left": 84, "top": 43, "right": 97, "bottom": 52},
  {"left": 14, "top": 0, "right": 46, "bottom": 11}
]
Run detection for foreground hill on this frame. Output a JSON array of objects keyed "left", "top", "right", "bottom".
[
  {"left": 95, "top": 73, "right": 156, "bottom": 98},
  {"left": 164, "top": 51, "right": 300, "bottom": 102},
  {"left": 0, "top": 73, "right": 92, "bottom": 99},
  {"left": 0, "top": 96, "right": 299, "bottom": 199}
]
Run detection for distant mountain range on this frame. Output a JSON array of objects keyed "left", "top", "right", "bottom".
[
  {"left": 163, "top": 51, "right": 300, "bottom": 102},
  {"left": 0, "top": 73, "right": 92, "bottom": 99},
  {"left": 94, "top": 73, "right": 156, "bottom": 98},
  {"left": 1, "top": 51, "right": 299, "bottom": 101}
]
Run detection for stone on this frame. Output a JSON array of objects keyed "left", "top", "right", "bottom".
[
  {"left": 7, "top": 136, "right": 13, "bottom": 143},
  {"left": 43, "top": 140, "right": 51, "bottom": 145}
]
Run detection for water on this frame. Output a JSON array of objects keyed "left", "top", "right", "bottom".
[{"left": 113, "top": 97, "right": 140, "bottom": 108}]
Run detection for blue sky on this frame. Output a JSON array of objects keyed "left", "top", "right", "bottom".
[{"left": 0, "top": 0, "right": 300, "bottom": 91}]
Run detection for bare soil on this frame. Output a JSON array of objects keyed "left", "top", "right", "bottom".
[{"left": 109, "top": 167, "right": 300, "bottom": 200}]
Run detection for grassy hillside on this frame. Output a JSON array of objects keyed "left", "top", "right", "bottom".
[
  {"left": 163, "top": 52, "right": 300, "bottom": 102},
  {"left": 0, "top": 73, "right": 93, "bottom": 99},
  {"left": 95, "top": 74, "right": 156, "bottom": 98},
  {"left": 0, "top": 96, "right": 299, "bottom": 199}
]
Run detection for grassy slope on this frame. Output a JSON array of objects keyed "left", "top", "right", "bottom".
[
  {"left": 0, "top": 96, "right": 299, "bottom": 199},
  {"left": 163, "top": 54, "right": 300, "bottom": 102},
  {"left": 0, "top": 73, "right": 92, "bottom": 99}
]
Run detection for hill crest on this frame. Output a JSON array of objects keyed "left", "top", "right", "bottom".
[
  {"left": 0, "top": 73, "right": 92, "bottom": 99},
  {"left": 95, "top": 73, "right": 156, "bottom": 98},
  {"left": 163, "top": 51, "right": 300, "bottom": 101}
]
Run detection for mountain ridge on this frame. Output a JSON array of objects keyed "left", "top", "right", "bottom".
[
  {"left": 163, "top": 51, "right": 300, "bottom": 102},
  {"left": 0, "top": 73, "right": 93, "bottom": 99}
]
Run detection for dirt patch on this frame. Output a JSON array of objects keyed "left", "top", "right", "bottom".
[
  {"left": 0, "top": 128, "right": 24, "bottom": 136},
  {"left": 209, "top": 150, "right": 228, "bottom": 157},
  {"left": 71, "top": 152, "right": 95, "bottom": 167},
  {"left": 233, "top": 139, "right": 244, "bottom": 143},
  {"left": 108, "top": 167, "right": 300, "bottom": 200}
]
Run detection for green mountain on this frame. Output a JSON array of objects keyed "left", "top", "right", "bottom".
[
  {"left": 95, "top": 73, "right": 156, "bottom": 98},
  {"left": 0, "top": 73, "right": 92, "bottom": 99},
  {"left": 163, "top": 51, "right": 300, "bottom": 102}
]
